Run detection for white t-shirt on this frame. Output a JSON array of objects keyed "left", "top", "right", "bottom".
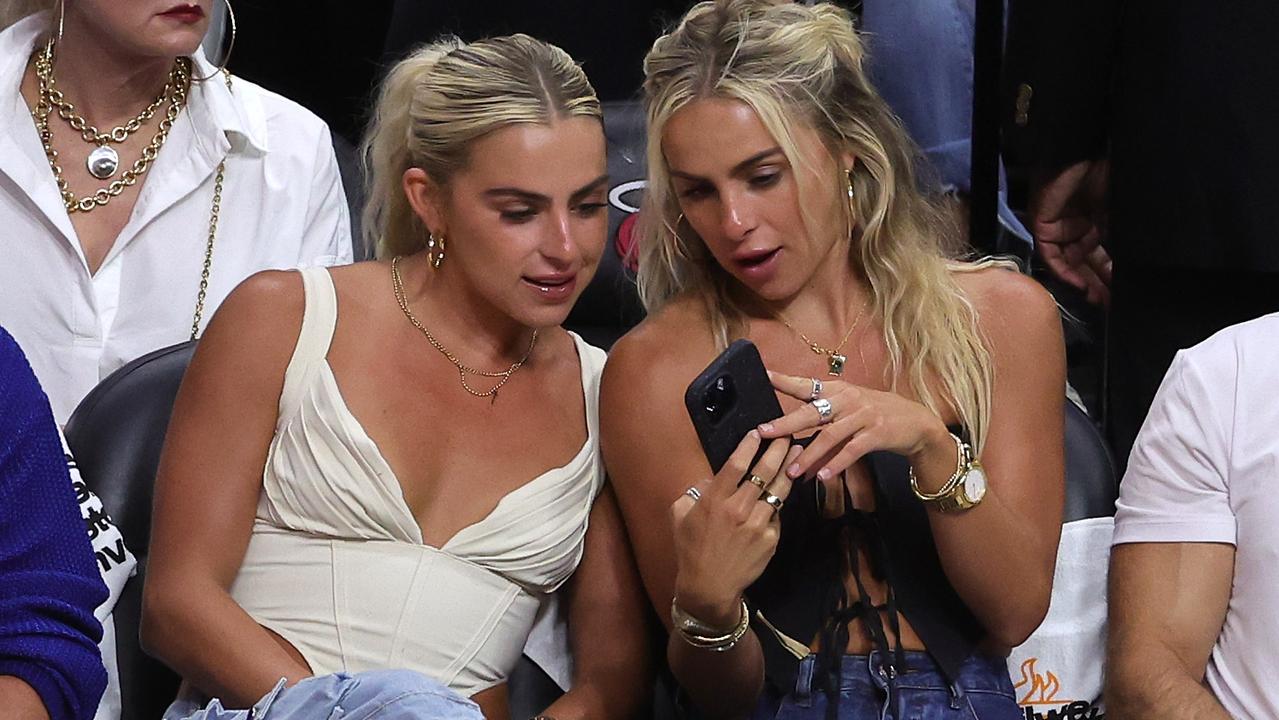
[
  {"left": 0, "top": 14, "right": 354, "bottom": 424},
  {"left": 1113, "top": 312, "right": 1279, "bottom": 720},
  {"left": 61, "top": 433, "right": 137, "bottom": 720}
]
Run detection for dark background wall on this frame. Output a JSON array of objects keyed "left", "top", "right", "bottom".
[{"left": 227, "top": 1, "right": 698, "bottom": 144}]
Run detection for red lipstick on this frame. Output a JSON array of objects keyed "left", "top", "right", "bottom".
[{"left": 160, "top": 4, "right": 205, "bottom": 23}]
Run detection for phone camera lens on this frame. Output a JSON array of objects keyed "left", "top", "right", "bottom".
[{"left": 703, "top": 376, "right": 736, "bottom": 420}]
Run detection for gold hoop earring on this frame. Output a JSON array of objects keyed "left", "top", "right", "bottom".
[
  {"left": 55, "top": 0, "right": 66, "bottom": 44},
  {"left": 47, "top": 0, "right": 66, "bottom": 69},
  {"left": 427, "top": 232, "right": 446, "bottom": 269},
  {"left": 192, "top": 0, "right": 237, "bottom": 83},
  {"left": 843, "top": 169, "right": 857, "bottom": 235}
]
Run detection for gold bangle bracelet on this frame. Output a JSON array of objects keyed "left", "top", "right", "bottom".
[
  {"left": 909, "top": 432, "right": 970, "bottom": 502},
  {"left": 672, "top": 598, "right": 750, "bottom": 652}
]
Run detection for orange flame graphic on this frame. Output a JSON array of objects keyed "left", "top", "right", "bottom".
[{"left": 1013, "top": 658, "right": 1074, "bottom": 706}]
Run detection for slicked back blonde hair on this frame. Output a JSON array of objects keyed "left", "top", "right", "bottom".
[
  {"left": 639, "top": 0, "right": 1000, "bottom": 449},
  {"left": 361, "top": 34, "right": 602, "bottom": 260}
]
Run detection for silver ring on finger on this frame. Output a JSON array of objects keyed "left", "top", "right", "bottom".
[
  {"left": 809, "top": 377, "right": 824, "bottom": 401},
  {"left": 760, "top": 491, "right": 784, "bottom": 513},
  {"left": 811, "top": 397, "right": 834, "bottom": 425},
  {"left": 684, "top": 486, "right": 702, "bottom": 502}
]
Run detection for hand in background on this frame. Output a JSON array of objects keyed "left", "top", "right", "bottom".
[{"left": 1030, "top": 158, "right": 1112, "bottom": 306}]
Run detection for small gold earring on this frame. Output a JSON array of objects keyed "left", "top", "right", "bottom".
[
  {"left": 845, "top": 169, "right": 855, "bottom": 202},
  {"left": 427, "top": 232, "right": 446, "bottom": 269}
]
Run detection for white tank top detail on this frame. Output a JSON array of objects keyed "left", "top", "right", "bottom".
[{"left": 229, "top": 266, "right": 606, "bottom": 695}]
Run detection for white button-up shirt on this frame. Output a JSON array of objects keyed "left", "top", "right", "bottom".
[{"left": 0, "top": 14, "right": 354, "bottom": 423}]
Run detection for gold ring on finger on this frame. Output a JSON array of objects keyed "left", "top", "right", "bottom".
[
  {"left": 746, "top": 474, "right": 766, "bottom": 490},
  {"left": 809, "top": 377, "right": 824, "bottom": 401},
  {"left": 811, "top": 397, "right": 833, "bottom": 425},
  {"left": 760, "top": 491, "right": 784, "bottom": 513}
]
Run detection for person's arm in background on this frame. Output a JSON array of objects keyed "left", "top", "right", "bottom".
[
  {"left": 0, "top": 327, "right": 108, "bottom": 720},
  {"left": 1005, "top": 0, "right": 1121, "bottom": 304},
  {"left": 1107, "top": 543, "right": 1233, "bottom": 720},
  {"left": 1105, "top": 348, "right": 1238, "bottom": 719}
]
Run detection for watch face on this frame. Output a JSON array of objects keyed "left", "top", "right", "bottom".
[{"left": 965, "top": 465, "right": 988, "bottom": 502}]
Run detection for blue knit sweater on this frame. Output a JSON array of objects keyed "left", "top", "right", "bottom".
[{"left": 0, "top": 327, "right": 107, "bottom": 720}]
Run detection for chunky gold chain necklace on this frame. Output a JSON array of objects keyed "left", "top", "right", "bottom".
[
  {"left": 778, "top": 298, "right": 868, "bottom": 376},
  {"left": 43, "top": 53, "right": 179, "bottom": 180},
  {"left": 391, "top": 256, "right": 538, "bottom": 401},
  {"left": 32, "top": 37, "right": 190, "bottom": 213}
]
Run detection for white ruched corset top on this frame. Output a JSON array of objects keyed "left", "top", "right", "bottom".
[{"left": 229, "top": 267, "right": 607, "bottom": 696}]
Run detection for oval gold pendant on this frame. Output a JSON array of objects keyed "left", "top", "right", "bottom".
[{"left": 87, "top": 145, "right": 119, "bottom": 179}]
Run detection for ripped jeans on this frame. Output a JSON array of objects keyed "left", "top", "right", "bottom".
[{"left": 162, "top": 670, "right": 483, "bottom": 720}]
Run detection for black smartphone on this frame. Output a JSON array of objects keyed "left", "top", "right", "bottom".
[{"left": 685, "top": 339, "right": 785, "bottom": 475}]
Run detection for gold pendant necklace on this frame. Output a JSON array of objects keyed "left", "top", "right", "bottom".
[
  {"left": 32, "top": 37, "right": 189, "bottom": 212},
  {"left": 391, "top": 256, "right": 538, "bottom": 402},
  {"left": 45, "top": 61, "right": 177, "bottom": 180},
  {"left": 778, "top": 297, "right": 869, "bottom": 376}
]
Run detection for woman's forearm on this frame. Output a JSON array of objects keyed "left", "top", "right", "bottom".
[
  {"left": 142, "top": 578, "right": 311, "bottom": 707},
  {"left": 909, "top": 432, "right": 1056, "bottom": 648},
  {"left": 667, "top": 630, "right": 766, "bottom": 719}
]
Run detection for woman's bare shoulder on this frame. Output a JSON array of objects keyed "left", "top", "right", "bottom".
[
  {"left": 952, "top": 263, "right": 1060, "bottom": 338},
  {"left": 604, "top": 294, "right": 717, "bottom": 395},
  {"left": 950, "top": 264, "right": 1064, "bottom": 377}
]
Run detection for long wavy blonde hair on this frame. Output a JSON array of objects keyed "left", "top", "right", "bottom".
[
  {"left": 360, "top": 35, "right": 602, "bottom": 259},
  {"left": 639, "top": 0, "right": 999, "bottom": 449}
]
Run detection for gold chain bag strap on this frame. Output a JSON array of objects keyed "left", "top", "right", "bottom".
[{"left": 188, "top": 69, "right": 233, "bottom": 341}]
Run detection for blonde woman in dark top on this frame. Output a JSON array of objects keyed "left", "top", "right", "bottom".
[{"left": 602, "top": 1, "right": 1065, "bottom": 717}]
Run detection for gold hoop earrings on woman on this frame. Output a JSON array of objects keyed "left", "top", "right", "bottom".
[
  {"left": 844, "top": 168, "right": 857, "bottom": 237},
  {"left": 191, "top": 0, "right": 237, "bottom": 83}
]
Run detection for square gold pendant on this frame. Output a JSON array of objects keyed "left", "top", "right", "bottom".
[{"left": 828, "top": 353, "right": 846, "bottom": 376}]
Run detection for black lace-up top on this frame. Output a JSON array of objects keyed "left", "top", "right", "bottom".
[{"left": 745, "top": 438, "right": 985, "bottom": 717}]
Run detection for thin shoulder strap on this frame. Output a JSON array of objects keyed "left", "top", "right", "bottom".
[{"left": 278, "top": 267, "right": 338, "bottom": 419}]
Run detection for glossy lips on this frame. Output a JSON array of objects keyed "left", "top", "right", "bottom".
[
  {"left": 732, "top": 247, "right": 781, "bottom": 283},
  {"left": 522, "top": 273, "right": 578, "bottom": 301}
]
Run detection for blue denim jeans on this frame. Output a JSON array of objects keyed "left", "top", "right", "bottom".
[
  {"left": 163, "top": 670, "right": 483, "bottom": 720},
  {"left": 752, "top": 651, "right": 1021, "bottom": 720}
]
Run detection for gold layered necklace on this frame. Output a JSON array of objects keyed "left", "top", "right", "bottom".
[
  {"left": 778, "top": 297, "right": 869, "bottom": 376},
  {"left": 391, "top": 256, "right": 538, "bottom": 402},
  {"left": 31, "top": 37, "right": 190, "bottom": 213}
]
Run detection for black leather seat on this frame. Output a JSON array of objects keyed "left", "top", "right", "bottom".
[
  {"left": 1062, "top": 399, "right": 1118, "bottom": 522},
  {"left": 64, "top": 341, "right": 194, "bottom": 720},
  {"left": 563, "top": 100, "right": 647, "bottom": 349}
]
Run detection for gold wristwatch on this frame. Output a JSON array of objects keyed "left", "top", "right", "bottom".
[{"left": 909, "top": 432, "right": 987, "bottom": 513}]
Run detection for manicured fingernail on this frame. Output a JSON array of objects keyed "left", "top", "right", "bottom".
[
  {"left": 816, "top": 467, "right": 832, "bottom": 481},
  {"left": 758, "top": 423, "right": 774, "bottom": 433},
  {"left": 787, "top": 463, "right": 801, "bottom": 478},
  {"left": 749, "top": 429, "right": 760, "bottom": 440}
]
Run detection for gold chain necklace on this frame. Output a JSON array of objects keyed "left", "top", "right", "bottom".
[
  {"left": 32, "top": 37, "right": 189, "bottom": 213},
  {"left": 778, "top": 297, "right": 869, "bottom": 376},
  {"left": 42, "top": 51, "right": 179, "bottom": 180},
  {"left": 391, "top": 256, "right": 538, "bottom": 401},
  {"left": 30, "top": 38, "right": 234, "bottom": 339}
]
